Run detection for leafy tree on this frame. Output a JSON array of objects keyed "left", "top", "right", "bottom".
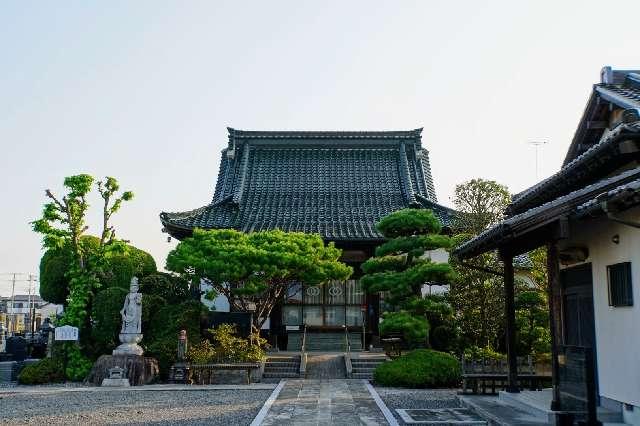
[
  {"left": 450, "top": 179, "right": 551, "bottom": 356},
  {"left": 449, "top": 179, "right": 511, "bottom": 351},
  {"left": 360, "top": 209, "right": 454, "bottom": 346},
  {"left": 31, "top": 174, "right": 134, "bottom": 380},
  {"left": 453, "top": 178, "right": 510, "bottom": 234},
  {"left": 140, "top": 272, "right": 191, "bottom": 303},
  {"left": 166, "top": 229, "right": 352, "bottom": 331},
  {"left": 515, "top": 247, "right": 551, "bottom": 356},
  {"left": 515, "top": 288, "right": 550, "bottom": 356}
]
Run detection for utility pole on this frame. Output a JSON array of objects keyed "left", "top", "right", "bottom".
[{"left": 10, "top": 273, "right": 16, "bottom": 334}]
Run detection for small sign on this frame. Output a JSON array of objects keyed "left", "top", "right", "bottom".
[{"left": 55, "top": 325, "right": 79, "bottom": 341}]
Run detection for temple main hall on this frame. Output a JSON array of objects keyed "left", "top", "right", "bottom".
[{"left": 160, "top": 128, "right": 454, "bottom": 348}]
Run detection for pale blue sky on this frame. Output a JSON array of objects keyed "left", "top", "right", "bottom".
[{"left": 1, "top": 1, "right": 639, "bottom": 295}]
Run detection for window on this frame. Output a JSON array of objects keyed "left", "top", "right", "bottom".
[{"left": 607, "top": 262, "right": 633, "bottom": 307}]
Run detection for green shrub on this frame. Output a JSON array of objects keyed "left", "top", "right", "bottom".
[
  {"left": 374, "top": 349, "right": 461, "bottom": 388},
  {"left": 18, "top": 358, "right": 64, "bottom": 385},
  {"left": 187, "top": 324, "right": 266, "bottom": 364},
  {"left": 464, "top": 345, "right": 505, "bottom": 361}
]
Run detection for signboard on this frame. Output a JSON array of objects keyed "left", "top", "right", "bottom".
[{"left": 55, "top": 325, "right": 79, "bottom": 341}]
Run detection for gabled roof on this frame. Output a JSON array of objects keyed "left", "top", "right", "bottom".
[
  {"left": 562, "top": 68, "right": 640, "bottom": 166},
  {"left": 161, "top": 128, "right": 455, "bottom": 241}
]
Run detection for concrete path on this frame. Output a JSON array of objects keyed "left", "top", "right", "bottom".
[{"left": 260, "top": 379, "right": 391, "bottom": 425}]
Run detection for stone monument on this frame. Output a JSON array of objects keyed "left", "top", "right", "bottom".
[
  {"left": 113, "top": 277, "right": 144, "bottom": 356},
  {"left": 86, "top": 276, "right": 159, "bottom": 386}
]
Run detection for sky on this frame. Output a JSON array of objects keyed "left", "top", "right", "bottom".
[{"left": 1, "top": 1, "right": 639, "bottom": 296}]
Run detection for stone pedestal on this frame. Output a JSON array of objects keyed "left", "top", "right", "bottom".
[
  {"left": 86, "top": 354, "right": 158, "bottom": 386},
  {"left": 113, "top": 333, "right": 144, "bottom": 356}
]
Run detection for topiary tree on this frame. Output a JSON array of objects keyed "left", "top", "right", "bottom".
[
  {"left": 39, "top": 236, "right": 156, "bottom": 304},
  {"left": 360, "top": 209, "right": 454, "bottom": 345},
  {"left": 166, "top": 229, "right": 353, "bottom": 332}
]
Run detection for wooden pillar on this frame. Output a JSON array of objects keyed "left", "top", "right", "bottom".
[
  {"left": 502, "top": 250, "right": 519, "bottom": 393},
  {"left": 547, "top": 242, "right": 562, "bottom": 410}
]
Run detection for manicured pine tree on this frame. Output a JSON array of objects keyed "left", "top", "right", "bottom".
[{"left": 360, "top": 208, "right": 454, "bottom": 346}]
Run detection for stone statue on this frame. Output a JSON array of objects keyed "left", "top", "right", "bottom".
[{"left": 113, "top": 277, "right": 144, "bottom": 356}]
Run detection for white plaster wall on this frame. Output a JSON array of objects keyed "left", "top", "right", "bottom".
[{"left": 559, "top": 208, "right": 640, "bottom": 409}]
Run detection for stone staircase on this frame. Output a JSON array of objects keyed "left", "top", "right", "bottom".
[
  {"left": 349, "top": 355, "right": 387, "bottom": 380},
  {"left": 263, "top": 354, "right": 301, "bottom": 379},
  {"left": 288, "top": 331, "right": 363, "bottom": 352}
]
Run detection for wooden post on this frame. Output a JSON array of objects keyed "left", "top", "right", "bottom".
[
  {"left": 547, "top": 242, "right": 562, "bottom": 410},
  {"left": 502, "top": 250, "right": 519, "bottom": 393}
]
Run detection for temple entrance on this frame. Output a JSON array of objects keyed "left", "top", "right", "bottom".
[
  {"left": 282, "top": 280, "right": 365, "bottom": 328},
  {"left": 560, "top": 263, "right": 599, "bottom": 397}
]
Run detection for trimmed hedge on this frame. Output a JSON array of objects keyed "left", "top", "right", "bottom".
[
  {"left": 18, "top": 358, "right": 64, "bottom": 385},
  {"left": 374, "top": 349, "right": 461, "bottom": 388}
]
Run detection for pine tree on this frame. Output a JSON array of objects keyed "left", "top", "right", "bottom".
[{"left": 360, "top": 209, "right": 454, "bottom": 346}]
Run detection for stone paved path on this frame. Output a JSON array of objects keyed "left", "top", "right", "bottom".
[{"left": 261, "top": 379, "right": 389, "bottom": 425}]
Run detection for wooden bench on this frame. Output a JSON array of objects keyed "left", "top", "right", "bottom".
[{"left": 460, "top": 355, "right": 551, "bottom": 394}]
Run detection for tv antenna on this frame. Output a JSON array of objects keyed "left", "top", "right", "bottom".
[{"left": 528, "top": 141, "right": 548, "bottom": 180}]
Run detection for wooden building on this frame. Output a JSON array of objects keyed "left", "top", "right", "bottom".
[
  {"left": 161, "top": 128, "right": 454, "bottom": 347},
  {"left": 454, "top": 67, "right": 640, "bottom": 423}
]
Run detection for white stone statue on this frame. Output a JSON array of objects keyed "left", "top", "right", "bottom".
[{"left": 113, "top": 277, "right": 144, "bottom": 356}]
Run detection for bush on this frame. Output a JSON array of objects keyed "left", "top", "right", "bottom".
[
  {"left": 18, "top": 358, "right": 64, "bottom": 384},
  {"left": 463, "top": 345, "right": 505, "bottom": 361},
  {"left": 374, "top": 349, "right": 461, "bottom": 388},
  {"left": 187, "top": 324, "right": 266, "bottom": 364}
]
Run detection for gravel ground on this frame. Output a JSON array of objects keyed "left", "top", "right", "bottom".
[
  {"left": 0, "top": 389, "right": 271, "bottom": 425},
  {"left": 375, "top": 387, "right": 461, "bottom": 425}
]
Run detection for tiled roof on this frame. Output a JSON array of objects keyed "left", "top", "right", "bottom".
[
  {"left": 161, "top": 128, "right": 454, "bottom": 241},
  {"left": 562, "top": 69, "right": 640, "bottom": 166},
  {"left": 508, "top": 121, "right": 640, "bottom": 215},
  {"left": 454, "top": 166, "right": 640, "bottom": 259},
  {"left": 575, "top": 177, "right": 640, "bottom": 217}
]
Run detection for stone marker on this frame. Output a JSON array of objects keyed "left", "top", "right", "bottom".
[{"left": 169, "top": 330, "right": 190, "bottom": 384}]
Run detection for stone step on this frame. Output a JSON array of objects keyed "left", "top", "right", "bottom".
[
  {"left": 263, "top": 372, "right": 300, "bottom": 378},
  {"left": 351, "top": 372, "right": 375, "bottom": 379},
  {"left": 266, "top": 361, "right": 300, "bottom": 367},
  {"left": 265, "top": 366, "right": 299, "bottom": 371}
]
